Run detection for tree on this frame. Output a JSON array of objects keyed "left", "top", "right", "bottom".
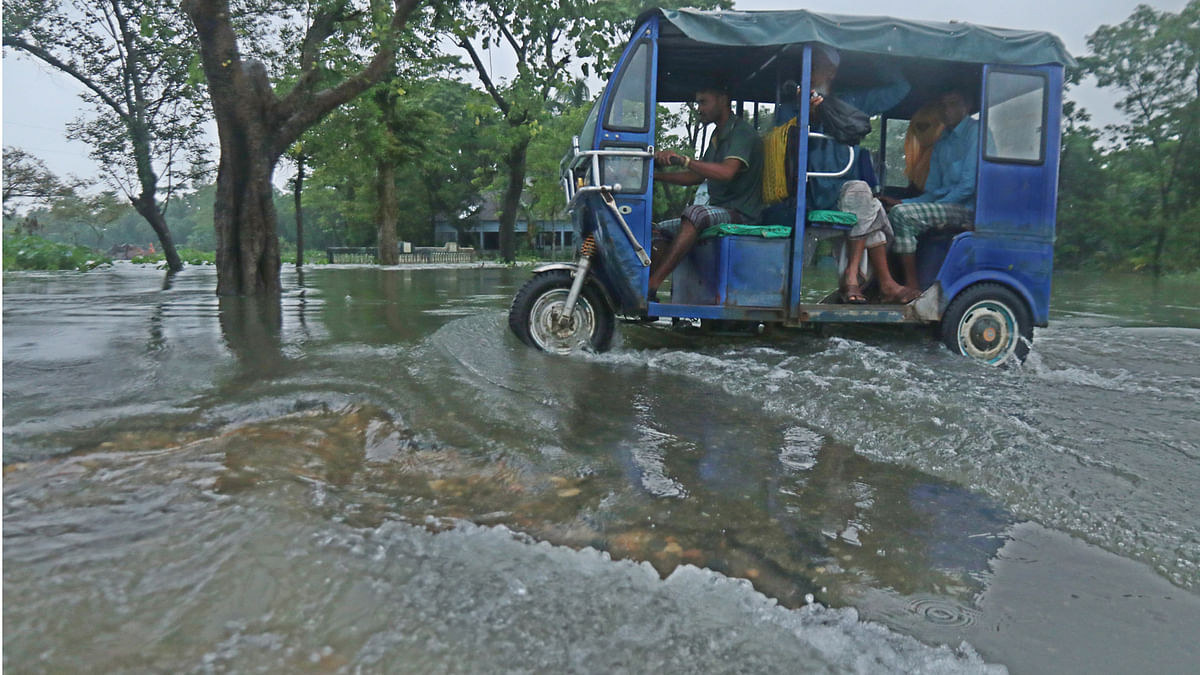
[
  {"left": 1082, "top": 0, "right": 1200, "bottom": 275},
  {"left": 2, "top": 147, "right": 87, "bottom": 215},
  {"left": 1055, "top": 103, "right": 1115, "bottom": 268},
  {"left": 3, "top": 0, "right": 211, "bottom": 272},
  {"left": 183, "top": 0, "right": 423, "bottom": 295},
  {"left": 302, "top": 76, "right": 499, "bottom": 250},
  {"left": 449, "top": 0, "right": 729, "bottom": 262}
]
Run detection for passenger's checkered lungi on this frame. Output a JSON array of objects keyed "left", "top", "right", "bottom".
[{"left": 888, "top": 202, "right": 974, "bottom": 254}]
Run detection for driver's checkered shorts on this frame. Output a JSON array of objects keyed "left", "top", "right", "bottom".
[{"left": 654, "top": 205, "right": 746, "bottom": 237}]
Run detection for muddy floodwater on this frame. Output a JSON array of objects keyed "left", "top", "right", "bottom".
[{"left": 4, "top": 262, "right": 1199, "bottom": 674}]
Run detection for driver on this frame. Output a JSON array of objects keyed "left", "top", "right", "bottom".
[{"left": 648, "top": 82, "right": 763, "bottom": 303}]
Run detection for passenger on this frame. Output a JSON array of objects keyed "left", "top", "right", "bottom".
[
  {"left": 902, "top": 101, "right": 946, "bottom": 194},
  {"left": 881, "top": 89, "right": 979, "bottom": 296},
  {"left": 648, "top": 83, "right": 763, "bottom": 302},
  {"left": 802, "top": 46, "right": 913, "bottom": 304}
]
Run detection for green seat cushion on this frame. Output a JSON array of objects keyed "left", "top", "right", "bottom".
[
  {"left": 699, "top": 224, "right": 794, "bottom": 240},
  {"left": 807, "top": 209, "right": 857, "bottom": 227}
]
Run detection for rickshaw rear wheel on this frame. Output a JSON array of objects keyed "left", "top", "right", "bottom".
[
  {"left": 508, "top": 270, "right": 615, "bottom": 354},
  {"left": 939, "top": 283, "right": 1032, "bottom": 365}
]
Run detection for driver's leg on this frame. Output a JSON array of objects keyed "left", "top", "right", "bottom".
[{"left": 648, "top": 218, "right": 698, "bottom": 298}]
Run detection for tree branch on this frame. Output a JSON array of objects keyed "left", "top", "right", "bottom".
[
  {"left": 491, "top": 5, "right": 525, "bottom": 62},
  {"left": 272, "top": 0, "right": 421, "bottom": 156},
  {"left": 3, "top": 35, "right": 131, "bottom": 123},
  {"left": 458, "top": 33, "right": 510, "bottom": 116},
  {"left": 278, "top": 0, "right": 362, "bottom": 112}
]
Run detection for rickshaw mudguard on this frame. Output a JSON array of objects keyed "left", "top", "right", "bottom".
[
  {"left": 576, "top": 194, "right": 648, "bottom": 315},
  {"left": 935, "top": 232, "right": 1052, "bottom": 326}
]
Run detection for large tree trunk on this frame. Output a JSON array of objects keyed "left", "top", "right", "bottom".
[
  {"left": 376, "top": 161, "right": 399, "bottom": 265},
  {"left": 498, "top": 136, "right": 530, "bottom": 262},
  {"left": 188, "top": 4, "right": 285, "bottom": 295},
  {"left": 211, "top": 119, "right": 282, "bottom": 295}
]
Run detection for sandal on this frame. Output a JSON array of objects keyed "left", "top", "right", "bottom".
[{"left": 841, "top": 283, "right": 868, "bottom": 304}]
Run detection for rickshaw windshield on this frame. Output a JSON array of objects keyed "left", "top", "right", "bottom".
[{"left": 579, "top": 97, "right": 601, "bottom": 151}]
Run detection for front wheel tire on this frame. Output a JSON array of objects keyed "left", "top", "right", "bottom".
[
  {"left": 940, "top": 283, "right": 1033, "bottom": 365},
  {"left": 508, "top": 270, "right": 615, "bottom": 354}
]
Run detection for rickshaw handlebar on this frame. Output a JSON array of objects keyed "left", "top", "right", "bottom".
[{"left": 805, "top": 132, "right": 857, "bottom": 178}]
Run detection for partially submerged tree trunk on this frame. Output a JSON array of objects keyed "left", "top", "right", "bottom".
[
  {"left": 498, "top": 135, "right": 530, "bottom": 262},
  {"left": 376, "top": 161, "right": 399, "bottom": 265},
  {"left": 131, "top": 193, "right": 183, "bottom": 272},
  {"left": 293, "top": 155, "right": 305, "bottom": 269},
  {"left": 185, "top": 0, "right": 420, "bottom": 295}
]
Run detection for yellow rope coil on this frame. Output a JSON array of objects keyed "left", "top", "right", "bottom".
[{"left": 761, "top": 117, "right": 795, "bottom": 205}]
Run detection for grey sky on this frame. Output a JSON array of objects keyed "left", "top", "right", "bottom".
[{"left": 1, "top": 0, "right": 1189, "bottom": 185}]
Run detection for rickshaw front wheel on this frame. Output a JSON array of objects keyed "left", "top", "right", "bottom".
[
  {"left": 509, "top": 270, "right": 615, "bottom": 354},
  {"left": 940, "top": 283, "right": 1032, "bottom": 365}
]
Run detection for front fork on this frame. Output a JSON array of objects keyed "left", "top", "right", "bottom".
[{"left": 556, "top": 235, "right": 596, "bottom": 330}]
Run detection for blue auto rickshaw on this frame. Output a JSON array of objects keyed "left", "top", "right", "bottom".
[{"left": 508, "top": 8, "right": 1075, "bottom": 365}]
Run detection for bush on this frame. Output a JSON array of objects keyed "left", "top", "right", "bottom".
[{"left": 2, "top": 234, "right": 111, "bottom": 271}]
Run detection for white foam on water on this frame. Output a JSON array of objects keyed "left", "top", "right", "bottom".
[{"left": 277, "top": 519, "right": 1006, "bottom": 674}]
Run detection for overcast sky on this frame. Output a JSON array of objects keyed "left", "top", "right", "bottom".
[{"left": 1, "top": 0, "right": 1189, "bottom": 184}]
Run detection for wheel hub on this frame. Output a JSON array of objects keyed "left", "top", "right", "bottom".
[
  {"left": 957, "top": 301, "right": 1016, "bottom": 363},
  {"left": 529, "top": 290, "right": 595, "bottom": 353}
]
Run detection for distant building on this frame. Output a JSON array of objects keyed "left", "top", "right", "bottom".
[{"left": 433, "top": 193, "right": 573, "bottom": 252}]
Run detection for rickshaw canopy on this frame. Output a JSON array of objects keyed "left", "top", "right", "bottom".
[{"left": 641, "top": 8, "right": 1076, "bottom": 106}]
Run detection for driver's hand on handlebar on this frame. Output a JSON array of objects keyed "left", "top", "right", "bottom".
[{"left": 655, "top": 150, "right": 681, "bottom": 168}]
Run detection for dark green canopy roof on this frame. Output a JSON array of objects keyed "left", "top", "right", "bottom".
[{"left": 646, "top": 8, "right": 1075, "bottom": 67}]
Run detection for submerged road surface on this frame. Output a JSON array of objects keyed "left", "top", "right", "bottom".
[{"left": 4, "top": 263, "right": 1199, "bottom": 673}]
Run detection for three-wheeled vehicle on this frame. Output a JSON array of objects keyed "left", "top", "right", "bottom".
[{"left": 508, "top": 8, "right": 1075, "bottom": 365}]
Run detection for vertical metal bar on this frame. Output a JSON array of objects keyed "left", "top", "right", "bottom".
[
  {"left": 788, "top": 45, "right": 814, "bottom": 320},
  {"left": 879, "top": 117, "right": 888, "bottom": 191},
  {"left": 557, "top": 255, "right": 592, "bottom": 328}
]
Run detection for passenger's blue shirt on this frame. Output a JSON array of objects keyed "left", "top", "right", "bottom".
[
  {"left": 793, "top": 64, "right": 911, "bottom": 210},
  {"left": 909, "top": 116, "right": 979, "bottom": 206}
]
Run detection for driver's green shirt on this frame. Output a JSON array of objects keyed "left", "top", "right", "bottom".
[{"left": 702, "top": 115, "right": 763, "bottom": 223}]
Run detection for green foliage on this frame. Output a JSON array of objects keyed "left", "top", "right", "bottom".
[{"left": 3, "top": 234, "right": 111, "bottom": 271}]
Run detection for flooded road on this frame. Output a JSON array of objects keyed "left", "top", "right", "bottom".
[{"left": 4, "top": 263, "right": 1199, "bottom": 673}]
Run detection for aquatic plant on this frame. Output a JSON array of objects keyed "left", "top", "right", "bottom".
[{"left": 2, "top": 234, "right": 111, "bottom": 271}]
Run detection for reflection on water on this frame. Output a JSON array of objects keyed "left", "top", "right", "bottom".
[{"left": 4, "top": 263, "right": 1200, "bottom": 672}]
